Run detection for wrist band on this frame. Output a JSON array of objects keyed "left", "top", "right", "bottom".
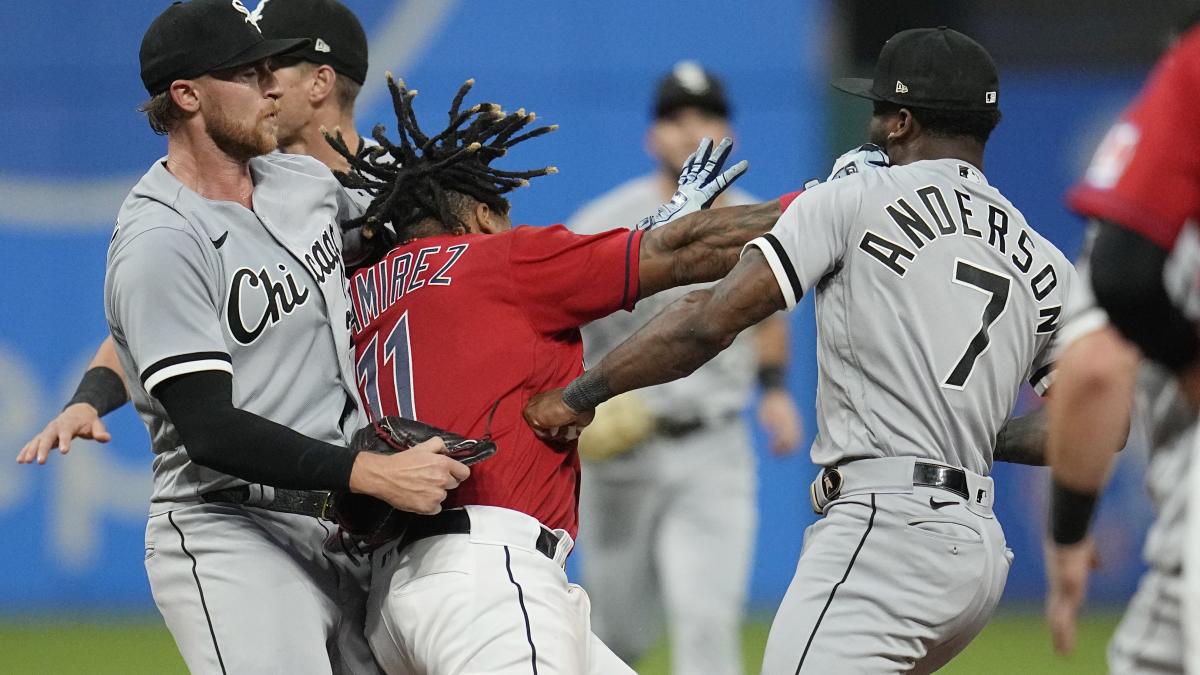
[
  {"left": 1049, "top": 479, "right": 1098, "bottom": 545},
  {"left": 758, "top": 364, "right": 786, "bottom": 391},
  {"left": 561, "top": 370, "right": 614, "bottom": 414},
  {"left": 65, "top": 366, "right": 129, "bottom": 417}
]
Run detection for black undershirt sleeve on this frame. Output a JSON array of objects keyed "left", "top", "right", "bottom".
[
  {"left": 1090, "top": 219, "right": 1199, "bottom": 371},
  {"left": 155, "top": 370, "right": 358, "bottom": 490}
]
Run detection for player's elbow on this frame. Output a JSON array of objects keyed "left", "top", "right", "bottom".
[{"left": 1057, "top": 328, "right": 1138, "bottom": 396}]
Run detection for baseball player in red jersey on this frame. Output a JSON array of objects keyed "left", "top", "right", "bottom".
[
  {"left": 1061, "top": 17, "right": 1200, "bottom": 674},
  {"left": 329, "top": 78, "right": 785, "bottom": 674}
]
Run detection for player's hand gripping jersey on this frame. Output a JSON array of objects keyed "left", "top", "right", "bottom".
[
  {"left": 349, "top": 224, "right": 642, "bottom": 536},
  {"left": 749, "top": 159, "right": 1078, "bottom": 475}
]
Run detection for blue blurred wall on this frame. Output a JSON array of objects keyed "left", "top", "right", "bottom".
[{"left": 0, "top": 0, "right": 1156, "bottom": 613}]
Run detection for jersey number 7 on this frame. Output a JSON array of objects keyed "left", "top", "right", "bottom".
[
  {"left": 355, "top": 311, "right": 417, "bottom": 420},
  {"left": 943, "top": 258, "right": 1011, "bottom": 390}
]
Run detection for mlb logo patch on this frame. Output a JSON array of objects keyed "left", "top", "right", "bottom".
[{"left": 985, "top": 91, "right": 997, "bottom": 104}]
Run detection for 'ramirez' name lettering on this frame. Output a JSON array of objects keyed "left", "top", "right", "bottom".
[{"left": 351, "top": 243, "right": 469, "bottom": 331}]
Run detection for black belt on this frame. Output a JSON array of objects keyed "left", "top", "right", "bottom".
[
  {"left": 201, "top": 486, "right": 332, "bottom": 520},
  {"left": 811, "top": 461, "right": 970, "bottom": 513},
  {"left": 656, "top": 410, "right": 741, "bottom": 439},
  {"left": 912, "top": 462, "right": 969, "bottom": 499},
  {"left": 397, "top": 509, "right": 560, "bottom": 560}
]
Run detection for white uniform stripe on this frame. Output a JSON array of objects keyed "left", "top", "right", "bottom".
[
  {"left": 744, "top": 237, "right": 798, "bottom": 309},
  {"left": 145, "top": 360, "right": 234, "bottom": 395}
]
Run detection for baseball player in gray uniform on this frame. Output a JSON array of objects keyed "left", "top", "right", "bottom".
[
  {"left": 1044, "top": 249, "right": 1195, "bottom": 674},
  {"left": 526, "top": 27, "right": 1080, "bottom": 673},
  {"left": 101, "top": 2, "right": 467, "bottom": 672},
  {"left": 568, "top": 61, "right": 801, "bottom": 675}
]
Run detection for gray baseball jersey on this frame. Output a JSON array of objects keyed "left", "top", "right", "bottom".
[
  {"left": 746, "top": 158, "right": 1078, "bottom": 475},
  {"left": 105, "top": 152, "right": 367, "bottom": 513},
  {"left": 571, "top": 175, "right": 758, "bottom": 421}
]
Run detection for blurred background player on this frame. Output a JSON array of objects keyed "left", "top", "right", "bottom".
[
  {"left": 1045, "top": 8, "right": 1200, "bottom": 673},
  {"left": 567, "top": 61, "right": 802, "bottom": 675},
  {"left": 18, "top": 0, "right": 373, "bottom": 465}
]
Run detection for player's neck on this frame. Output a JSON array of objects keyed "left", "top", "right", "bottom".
[
  {"left": 165, "top": 132, "right": 256, "bottom": 209},
  {"left": 279, "top": 109, "right": 359, "bottom": 173},
  {"left": 890, "top": 137, "right": 985, "bottom": 171}
]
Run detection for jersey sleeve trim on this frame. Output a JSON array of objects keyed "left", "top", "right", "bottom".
[
  {"left": 743, "top": 233, "right": 802, "bottom": 309},
  {"left": 1030, "top": 363, "right": 1054, "bottom": 396},
  {"left": 1056, "top": 307, "right": 1110, "bottom": 351},
  {"left": 142, "top": 351, "right": 233, "bottom": 395}
]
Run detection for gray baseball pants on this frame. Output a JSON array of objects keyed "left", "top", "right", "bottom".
[
  {"left": 144, "top": 502, "right": 379, "bottom": 674},
  {"left": 760, "top": 457, "right": 1011, "bottom": 674}
]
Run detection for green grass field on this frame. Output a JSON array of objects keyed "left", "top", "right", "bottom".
[{"left": 0, "top": 611, "right": 1120, "bottom": 673}]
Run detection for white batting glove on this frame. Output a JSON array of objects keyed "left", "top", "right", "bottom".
[
  {"left": 827, "top": 143, "right": 889, "bottom": 181},
  {"left": 634, "top": 137, "right": 749, "bottom": 230}
]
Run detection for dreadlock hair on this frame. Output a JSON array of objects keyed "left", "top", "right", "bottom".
[{"left": 325, "top": 74, "right": 558, "bottom": 263}]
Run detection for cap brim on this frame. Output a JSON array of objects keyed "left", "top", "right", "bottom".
[
  {"left": 830, "top": 77, "right": 882, "bottom": 101},
  {"left": 211, "top": 37, "right": 311, "bottom": 73}
]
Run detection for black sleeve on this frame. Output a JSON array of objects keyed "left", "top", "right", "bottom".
[
  {"left": 156, "top": 371, "right": 359, "bottom": 490},
  {"left": 1090, "top": 219, "right": 1199, "bottom": 371}
]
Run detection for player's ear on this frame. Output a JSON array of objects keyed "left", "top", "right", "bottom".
[
  {"left": 169, "top": 80, "right": 202, "bottom": 114},
  {"left": 892, "top": 108, "right": 919, "bottom": 143},
  {"left": 310, "top": 65, "right": 337, "bottom": 104},
  {"left": 475, "top": 202, "right": 500, "bottom": 235}
]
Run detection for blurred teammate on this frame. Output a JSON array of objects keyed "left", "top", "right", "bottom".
[
  {"left": 328, "top": 74, "right": 798, "bottom": 673},
  {"left": 526, "top": 28, "right": 1081, "bottom": 673},
  {"left": 567, "top": 61, "right": 801, "bottom": 675},
  {"left": 18, "top": 0, "right": 372, "bottom": 464},
  {"left": 1047, "top": 11, "right": 1200, "bottom": 673}
]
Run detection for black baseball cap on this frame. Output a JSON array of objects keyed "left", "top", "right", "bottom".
[
  {"left": 140, "top": 0, "right": 310, "bottom": 96},
  {"left": 832, "top": 27, "right": 999, "bottom": 112},
  {"left": 259, "top": 0, "right": 370, "bottom": 85},
  {"left": 653, "top": 61, "right": 731, "bottom": 120}
]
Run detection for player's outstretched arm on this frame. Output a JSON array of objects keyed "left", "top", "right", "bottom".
[
  {"left": 1042, "top": 325, "right": 1137, "bottom": 655},
  {"left": 525, "top": 248, "right": 784, "bottom": 439},
  {"left": 636, "top": 199, "right": 782, "bottom": 299},
  {"left": 17, "top": 335, "right": 129, "bottom": 465}
]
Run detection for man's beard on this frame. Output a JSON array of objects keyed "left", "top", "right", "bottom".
[{"left": 208, "top": 102, "right": 278, "bottom": 162}]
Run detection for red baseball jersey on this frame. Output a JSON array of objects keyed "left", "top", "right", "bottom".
[
  {"left": 1067, "top": 25, "right": 1200, "bottom": 249},
  {"left": 348, "top": 224, "right": 643, "bottom": 536}
]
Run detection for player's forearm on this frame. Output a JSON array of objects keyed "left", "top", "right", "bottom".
[
  {"left": 66, "top": 335, "right": 130, "bottom": 416},
  {"left": 157, "top": 371, "right": 358, "bottom": 490},
  {"left": 637, "top": 199, "right": 781, "bottom": 298},
  {"left": 1046, "top": 327, "right": 1137, "bottom": 492},
  {"left": 565, "top": 251, "right": 784, "bottom": 412},
  {"left": 992, "top": 406, "right": 1047, "bottom": 466},
  {"left": 597, "top": 289, "right": 735, "bottom": 395}
]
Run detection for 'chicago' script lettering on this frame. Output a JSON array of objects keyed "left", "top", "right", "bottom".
[{"left": 227, "top": 264, "right": 310, "bottom": 344}]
